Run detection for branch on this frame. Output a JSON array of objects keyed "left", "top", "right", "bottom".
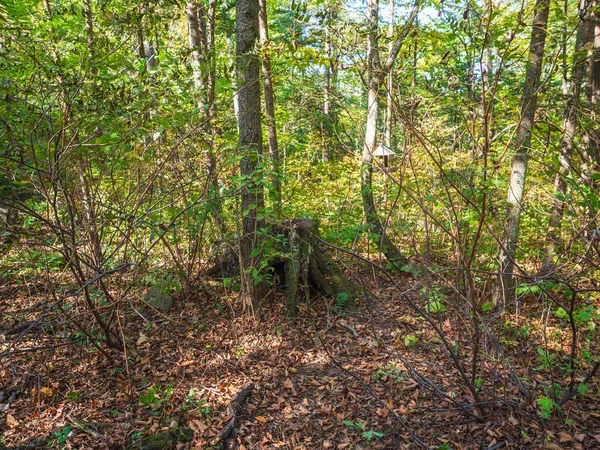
[{"left": 381, "top": 1, "right": 420, "bottom": 77}]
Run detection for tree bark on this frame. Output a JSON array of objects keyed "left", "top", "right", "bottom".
[
  {"left": 236, "top": 0, "right": 269, "bottom": 307},
  {"left": 384, "top": 0, "right": 394, "bottom": 150},
  {"left": 582, "top": 4, "right": 599, "bottom": 193},
  {"left": 186, "top": 1, "right": 225, "bottom": 232},
  {"left": 323, "top": 1, "right": 339, "bottom": 162},
  {"left": 495, "top": 0, "right": 549, "bottom": 303},
  {"left": 258, "top": 0, "right": 282, "bottom": 217},
  {"left": 361, "top": 0, "right": 418, "bottom": 271},
  {"left": 540, "top": 12, "right": 590, "bottom": 275},
  {"left": 281, "top": 219, "right": 360, "bottom": 318},
  {"left": 186, "top": 2, "right": 205, "bottom": 97}
]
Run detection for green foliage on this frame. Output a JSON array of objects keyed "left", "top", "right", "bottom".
[
  {"left": 49, "top": 426, "right": 71, "bottom": 445},
  {"left": 420, "top": 287, "right": 447, "bottom": 314},
  {"left": 373, "top": 365, "right": 408, "bottom": 382},
  {"left": 343, "top": 420, "right": 384, "bottom": 441},
  {"left": 181, "top": 389, "right": 211, "bottom": 416},
  {"left": 404, "top": 334, "right": 419, "bottom": 348},
  {"left": 535, "top": 347, "right": 555, "bottom": 371},
  {"left": 335, "top": 292, "right": 349, "bottom": 310},
  {"left": 537, "top": 397, "right": 556, "bottom": 420}
]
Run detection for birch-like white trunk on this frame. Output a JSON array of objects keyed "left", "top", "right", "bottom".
[
  {"left": 495, "top": 0, "right": 549, "bottom": 303},
  {"left": 540, "top": 12, "right": 590, "bottom": 275}
]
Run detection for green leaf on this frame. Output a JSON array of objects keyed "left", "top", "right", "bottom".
[
  {"left": 481, "top": 302, "right": 494, "bottom": 312},
  {"left": 577, "top": 383, "right": 588, "bottom": 397},
  {"left": 537, "top": 397, "right": 554, "bottom": 419},
  {"left": 554, "top": 307, "right": 568, "bottom": 318}
]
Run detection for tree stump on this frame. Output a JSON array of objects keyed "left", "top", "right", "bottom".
[{"left": 206, "top": 219, "right": 362, "bottom": 318}]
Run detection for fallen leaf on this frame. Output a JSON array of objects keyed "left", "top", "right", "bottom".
[
  {"left": 5, "top": 413, "right": 18, "bottom": 428},
  {"left": 255, "top": 416, "right": 267, "bottom": 423},
  {"left": 574, "top": 433, "right": 585, "bottom": 442},
  {"left": 543, "top": 443, "right": 562, "bottom": 450},
  {"left": 136, "top": 333, "right": 149, "bottom": 345},
  {"left": 558, "top": 432, "right": 573, "bottom": 443}
]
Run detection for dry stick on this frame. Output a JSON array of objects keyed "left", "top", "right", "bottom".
[
  {"left": 1, "top": 263, "right": 133, "bottom": 359},
  {"left": 323, "top": 346, "right": 431, "bottom": 449},
  {"left": 381, "top": 350, "right": 481, "bottom": 420}
]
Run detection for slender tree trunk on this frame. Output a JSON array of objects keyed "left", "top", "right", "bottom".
[
  {"left": 495, "top": 0, "right": 549, "bottom": 303},
  {"left": 540, "top": 11, "right": 590, "bottom": 275},
  {"left": 583, "top": 4, "right": 599, "bottom": 189},
  {"left": 361, "top": 0, "right": 418, "bottom": 270},
  {"left": 258, "top": 0, "right": 282, "bottom": 217},
  {"left": 187, "top": 2, "right": 225, "bottom": 232},
  {"left": 186, "top": 3, "right": 204, "bottom": 97},
  {"left": 206, "top": 0, "right": 217, "bottom": 117},
  {"left": 236, "top": 0, "right": 269, "bottom": 306},
  {"left": 83, "top": 0, "right": 94, "bottom": 64},
  {"left": 323, "top": 2, "right": 339, "bottom": 162},
  {"left": 384, "top": 0, "right": 394, "bottom": 150}
]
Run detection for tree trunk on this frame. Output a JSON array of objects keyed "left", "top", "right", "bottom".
[
  {"left": 495, "top": 0, "right": 549, "bottom": 303},
  {"left": 361, "top": 0, "right": 418, "bottom": 271},
  {"left": 582, "top": 4, "right": 599, "bottom": 194},
  {"left": 186, "top": 1, "right": 225, "bottom": 232},
  {"left": 384, "top": 0, "right": 394, "bottom": 150},
  {"left": 258, "top": 0, "right": 282, "bottom": 217},
  {"left": 540, "top": 12, "right": 590, "bottom": 275},
  {"left": 236, "top": 0, "right": 270, "bottom": 307},
  {"left": 186, "top": 2, "right": 205, "bottom": 97},
  {"left": 323, "top": 2, "right": 339, "bottom": 162}
]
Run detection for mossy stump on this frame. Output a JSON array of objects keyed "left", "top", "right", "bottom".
[
  {"left": 206, "top": 219, "right": 361, "bottom": 318},
  {"left": 277, "top": 219, "right": 360, "bottom": 318}
]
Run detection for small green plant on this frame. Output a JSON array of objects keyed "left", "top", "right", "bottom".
[
  {"left": 537, "top": 397, "right": 556, "bottom": 419},
  {"left": 139, "top": 383, "right": 176, "bottom": 416},
  {"left": 481, "top": 301, "right": 494, "bottom": 312},
  {"left": 54, "top": 425, "right": 71, "bottom": 444},
  {"left": 420, "top": 287, "right": 447, "bottom": 314},
  {"left": 139, "top": 388, "right": 160, "bottom": 408},
  {"left": 343, "top": 420, "right": 384, "bottom": 441},
  {"left": 181, "top": 389, "right": 211, "bottom": 416},
  {"left": 373, "top": 365, "right": 408, "bottom": 383},
  {"left": 535, "top": 347, "right": 555, "bottom": 371},
  {"left": 331, "top": 292, "right": 349, "bottom": 312},
  {"left": 475, "top": 378, "right": 484, "bottom": 390},
  {"left": 131, "top": 431, "right": 143, "bottom": 439},
  {"left": 404, "top": 334, "right": 419, "bottom": 348}
]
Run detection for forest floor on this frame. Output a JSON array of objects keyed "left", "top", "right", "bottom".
[{"left": 1, "top": 265, "right": 600, "bottom": 450}]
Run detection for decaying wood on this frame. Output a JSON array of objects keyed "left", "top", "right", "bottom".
[
  {"left": 217, "top": 383, "right": 255, "bottom": 449},
  {"left": 205, "top": 219, "right": 362, "bottom": 318},
  {"left": 277, "top": 219, "right": 361, "bottom": 318}
]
